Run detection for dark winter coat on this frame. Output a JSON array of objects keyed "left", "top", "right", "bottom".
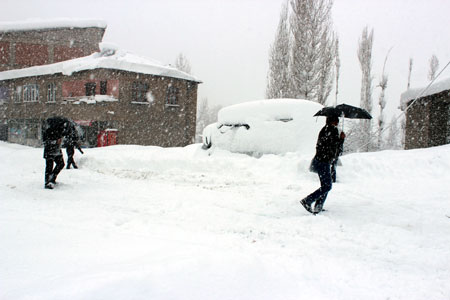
[
  {"left": 62, "top": 124, "right": 79, "bottom": 148},
  {"left": 43, "top": 117, "right": 71, "bottom": 159},
  {"left": 314, "top": 124, "right": 344, "bottom": 164},
  {"left": 62, "top": 123, "right": 84, "bottom": 154},
  {"left": 43, "top": 139, "right": 63, "bottom": 159}
]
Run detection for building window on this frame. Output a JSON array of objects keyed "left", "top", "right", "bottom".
[
  {"left": 47, "top": 83, "right": 56, "bottom": 102},
  {"left": 166, "top": 86, "right": 179, "bottom": 106},
  {"left": 26, "top": 119, "right": 39, "bottom": 139},
  {"left": 85, "top": 82, "right": 96, "bottom": 96},
  {"left": 23, "top": 84, "right": 39, "bottom": 102},
  {"left": 0, "top": 86, "right": 9, "bottom": 105},
  {"left": 100, "top": 81, "right": 107, "bottom": 95},
  {"left": 132, "top": 81, "right": 149, "bottom": 103},
  {"left": 14, "top": 86, "right": 22, "bottom": 103}
]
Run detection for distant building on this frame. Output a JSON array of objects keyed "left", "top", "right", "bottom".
[
  {"left": 401, "top": 78, "right": 450, "bottom": 149},
  {"left": 0, "top": 19, "right": 106, "bottom": 72},
  {"left": 0, "top": 19, "right": 201, "bottom": 147}
]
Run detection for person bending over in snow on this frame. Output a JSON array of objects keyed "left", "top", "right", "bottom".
[
  {"left": 42, "top": 117, "right": 72, "bottom": 189},
  {"left": 301, "top": 115, "right": 345, "bottom": 214}
]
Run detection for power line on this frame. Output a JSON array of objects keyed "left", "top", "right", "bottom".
[{"left": 357, "top": 58, "right": 450, "bottom": 151}]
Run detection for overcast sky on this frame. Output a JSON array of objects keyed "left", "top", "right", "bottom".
[{"left": 2, "top": 0, "right": 450, "bottom": 119}]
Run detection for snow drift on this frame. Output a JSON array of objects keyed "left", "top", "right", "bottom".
[{"left": 1, "top": 141, "right": 449, "bottom": 300}]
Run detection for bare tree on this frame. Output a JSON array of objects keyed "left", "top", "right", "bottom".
[
  {"left": 400, "top": 115, "right": 406, "bottom": 149},
  {"left": 428, "top": 54, "right": 439, "bottom": 81},
  {"left": 289, "top": 0, "right": 335, "bottom": 104},
  {"left": 407, "top": 58, "right": 413, "bottom": 89},
  {"left": 334, "top": 36, "right": 340, "bottom": 106},
  {"left": 195, "top": 97, "right": 221, "bottom": 143},
  {"left": 385, "top": 115, "right": 401, "bottom": 150},
  {"left": 357, "top": 26, "right": 374, "bottom": 152},
  {"left": 174, "top": 53, "right": 192, "bottom": 74},
  {"left": 196, "top": 97, "right": 210, "bottom": 142},
  {"left": 266, "top": 0, "right": 291, "bottom": 99},
  {"left": 377, "top": 47, "right": 392, "bottom": 150}
]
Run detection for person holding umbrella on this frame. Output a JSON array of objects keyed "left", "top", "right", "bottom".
[
  {"left": 301, "top": 114, "right": 345, "bottom": 214},
  {"left": 301, "top": 103, "right": 372, "bottom": 214}
]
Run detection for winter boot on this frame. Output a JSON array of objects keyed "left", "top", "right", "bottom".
[
  {"left": 49, "top": 174, "right": 57, "bottom": 184},
  {"left": 313, "top": 203, "right": 323, "bottom": 214},
  {"left": 45, "top": 182, "right": 54, "bottom": 189},
  {"left": 300, "top": 199, "right": 313, "bottom": 213}
]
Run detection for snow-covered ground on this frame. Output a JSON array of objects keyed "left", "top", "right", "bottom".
[{"left": 1, "top": 141, "right": 449, "bottom": 300}]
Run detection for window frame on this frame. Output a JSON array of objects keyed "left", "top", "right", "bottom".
[
  {"left": 85, "top": 82, "right": 96, "bottom": 97},
  {"left": 131, "top": 81, "right": 150, "bottom": 103},
  {"left": 47, "top": 82, "right": 57, "bottom": 103},
  {"left": 23, "top": 84, "right": 39, "bottom": 102},
  {"left": 166, "top": 86, "right": 179, "bottom": 106},
  {"left": 25, "top": 119, "right": 39, "bottom": 139},
  {"left": 0, "top": 85, "right": 9, "bottom": 105}
]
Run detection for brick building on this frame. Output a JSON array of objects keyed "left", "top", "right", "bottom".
[
  {"left": 0, "top": 19, "right": 200, "bottom": 147},
  {"left": 401, "top": 78, "right": 450, "bottom": 149},
  {"left": 0, "top": 19, "right": 106, "bottom": 72}
]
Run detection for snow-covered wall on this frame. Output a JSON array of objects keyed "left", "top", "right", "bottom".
[{"left": 400, "top": 76, "right": 450, "bottom": 109}]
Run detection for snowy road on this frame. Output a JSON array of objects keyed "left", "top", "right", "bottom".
[{"left": 1, "top": 142, "right": 449, "bottom": 299}]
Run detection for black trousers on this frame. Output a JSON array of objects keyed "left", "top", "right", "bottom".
[
  {"left": 66, "top": 146, "right": 76, "bottom": 168},
  {"left": 45, "top": 155, "right": 65, "bottom": 184},
  {"left": 304, "top": 158, "right": 333, "bottom": 209}
]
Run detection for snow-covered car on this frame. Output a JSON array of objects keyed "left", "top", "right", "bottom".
[{"left": 202, "top": 99, "right": 325, "bottom": 156}]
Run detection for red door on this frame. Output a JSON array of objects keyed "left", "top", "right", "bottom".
[
  {"left": 97, "top": 130, "right": 118, "bottom": 147},
  {"left": 107, "top": 130, "right": 117, "bottom": 146}
]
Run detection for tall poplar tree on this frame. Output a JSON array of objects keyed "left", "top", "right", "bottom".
[
  {"left": 289, "top": 0, "right": 335, "bottom": 104},
  {"left": 377, "top": 48, "right": 392, "bottom": 150},
  {"left": 407, "top": 58, "right": 413, "bottom": 90},
  {"left": 334, "top": 36, "right": 340, "bottom": 106},
  {"left": 357, "top": 26, "right": 374, "bottom": 151},
  {"left": 266, "top": 0, "right": 291, "bottom": 99},
  {"left": 358, "top": 26, "right": 374, "bottom": 114}
]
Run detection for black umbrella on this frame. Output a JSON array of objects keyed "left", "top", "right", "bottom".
[
  {"left": 43, "top": 116, "right": 72, "bottom": 141},
  {"left": 314, "top": 103, "right": 372, "bottom": 119}
]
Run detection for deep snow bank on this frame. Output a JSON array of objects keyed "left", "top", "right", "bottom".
[{"left": 1, "top": 142, "right": 450, "bottom": 300}]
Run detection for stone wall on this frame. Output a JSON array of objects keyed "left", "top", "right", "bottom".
[{"left": 405, "top": 90, "right": 450, "bottom": 149}]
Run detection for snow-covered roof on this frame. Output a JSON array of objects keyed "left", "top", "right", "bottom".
[
  {"left": 218, "top": 98, "right": 323, "bottom": 124},
  {"left": 0, "top": 18, "right": 107, "bottom": 32},
  {"left": 0, "top": 45, "right": 201, "bottom": 83},
  {"left": 400, "top": 77, "right": 450, "bottom": 109}
]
